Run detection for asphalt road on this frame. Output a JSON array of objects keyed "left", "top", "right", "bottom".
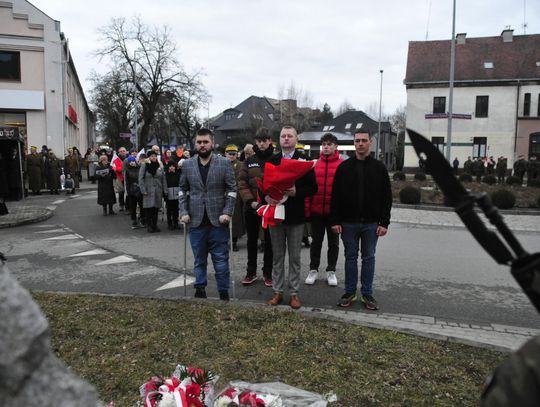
[{"left": 3, "top": 188, "right": 540, "bottom": 329}]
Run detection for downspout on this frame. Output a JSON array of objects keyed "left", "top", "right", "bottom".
[{"left": 513, "top": 80, "right": 521, "bottom": 158}]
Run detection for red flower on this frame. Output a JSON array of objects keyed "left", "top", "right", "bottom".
[
  {"left": 185, "top": 383, "right": 202, "bottom": 399},
  {"left": 187, "top": 367, "right": 204, "bottom": 377},
  {"left": 221, "top": 387, "right": 238, "bottom": 399},
  {"left": 257, "top": 159, "right": 315, "bottom": 201},
  {"left": 238, "top": 391, "right": 266, "bottom": 406}
]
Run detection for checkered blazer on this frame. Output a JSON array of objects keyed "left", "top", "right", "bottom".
[{"left": 179, "top": 154, "right": 237, "bottom": 228}]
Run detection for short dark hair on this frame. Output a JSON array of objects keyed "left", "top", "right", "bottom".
[
  {"left": 196, "top": 128, "right": 214, "bottom": 137},
  {"left": 255, "top": 127, "right": 271, "bottom": 140},
  {"left": 320, "top": 133, "right": 338, "bottom": 144},
  {"left": 354, "top": 128, "right": 371, "bottom": 138}
]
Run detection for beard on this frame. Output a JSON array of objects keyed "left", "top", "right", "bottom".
[{"left": 198, "top": 148, "right": 212, "bottom": 158}]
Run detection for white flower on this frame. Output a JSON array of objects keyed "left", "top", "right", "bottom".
[
  {"left": 158, "top": 393, "right": 176, "bottom": 407},
  {"left": 213, "top": 395, "right": 233, "bottom": 407}
]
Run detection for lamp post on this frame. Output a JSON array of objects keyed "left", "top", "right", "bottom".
[
  {"left": 446, "top": 0, "right": 457, "bottom": 161},
  {"left": 133, "top": 52, "right": 139, "bottom": 151},
  {"left": 377, "top": 69, "right": 384, "bottom": 160}
]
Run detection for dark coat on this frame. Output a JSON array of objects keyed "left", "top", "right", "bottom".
[
  {"left": 231, "top": 159, "right": 245, "bottom": 238},
  {"left": 331, "top": 155, "right": 392, "bottom": 228},
  {"left": 0, "top": 155, "right": 8, "bottom": 197},
  {"left": 27, "top": 153, "right": 45, "bottom": 191},
  {"left": 64, "top": 155, "right": 80, "bottom": 188},
  {"left": 45, "top": 157, "right": 62, "bottom": 190},
  {"left": 96, "top": 163, "right": 116, "bottom": 205}
]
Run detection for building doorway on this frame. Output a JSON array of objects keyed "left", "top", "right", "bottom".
[{"left": 530, "top": 133, "right": 540, "bottom": 159}]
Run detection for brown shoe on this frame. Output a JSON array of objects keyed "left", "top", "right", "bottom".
[
  {"left": 267, "top": 292, "right": 283, "bottom": 306},
  {"left": 289, "top": 294, "right": 301, "bottom": 309}
]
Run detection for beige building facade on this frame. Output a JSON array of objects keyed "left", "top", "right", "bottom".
[{"left": 0, "top": 0, "right": 93, "bottom": 160}]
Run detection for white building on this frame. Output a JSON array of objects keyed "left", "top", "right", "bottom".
[
  {"left": 404, "top": 30, "right": 540, "bottom": 169},
  {"left": 0, "top": 0, "right": 93, "bottom": 161}
]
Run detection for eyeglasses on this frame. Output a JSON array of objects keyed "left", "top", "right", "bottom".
[
  {"left": 354, "top": 139, "right": 370, "bottom": 143},
  {"left": 196, "top": 140, "right": 210, "bottom": 144}
]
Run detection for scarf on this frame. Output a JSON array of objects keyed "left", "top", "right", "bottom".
[{"left": 146, "top": 161, "right": 159, "bottom": 176}]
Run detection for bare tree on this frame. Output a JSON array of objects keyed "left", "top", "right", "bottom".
[
  {"left": 89, "top": 68, "right": 133, "bottom": 148},
  {"left": 336, "top": 99, "right": 355, "bottom": 116},
  {"left": 94, "top": 16, "right": 205, "bottom": 147}
]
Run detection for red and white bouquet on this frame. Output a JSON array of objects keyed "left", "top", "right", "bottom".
[
  {"left": 139, "top": 365, "right": 217, "bottom": 407},
  {"left": 256, "top": 159, "right": 315, "bottom": 228},
  {"left": 213, "top": 386, "right": 282, "bottom": 407}
]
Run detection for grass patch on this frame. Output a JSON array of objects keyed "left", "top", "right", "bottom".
[{"left": 33, "top": 292, "right": 505, "bottom": 406}]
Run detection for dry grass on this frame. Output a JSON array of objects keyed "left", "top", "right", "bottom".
[{"left": 34, "top": 292, "right": 505, "bottom": 407}]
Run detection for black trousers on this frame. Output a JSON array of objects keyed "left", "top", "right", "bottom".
[
  {"left": 118, "top": 191, "right": 125, "bottom": 208},
  {"left": 245, "top": 209, "right": 272, "bottom": 279},
  {"left": 128, "top": 195, "right": 144, "bottom": 222},
  {"left": 166, "top": 199, "right": 179, "bottom": 225},
  {"left": 309, "top": 216, "right": 339, "bottom": 272}
]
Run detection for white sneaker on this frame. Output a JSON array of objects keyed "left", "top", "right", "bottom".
[
  {"left": 304, "top": 270, "right": 318, "bottom": 285},
  {"left": 327, "top": 271, "right": 338, "bottom": 286}
]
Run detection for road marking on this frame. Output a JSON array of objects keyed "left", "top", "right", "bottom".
[
  {"left": 69, "top": 194, "right": 81, "bottom": 198},
  {"left": 34, "top": 228, "right": 68, "bottom": 234},
  {"left": 32, "top": 224, "right": 58, "bottom": 228},
  {"left": 95, "top": 255, "right": 137, "bottom": 266},
  {"left": 155, "top": 275, "right": 196, "bottom": 291},
  {"left": 52, "top": 199, "right": 65, "bottom": 205},
  {"left": 43, "top": 234, "right": 81, "bottom": 241},
  {"left": 46, "top": 206, "right": 57, "bottom": 211},
  {"left": 68, "top": 248, "right": 110, "bottom": 257}
]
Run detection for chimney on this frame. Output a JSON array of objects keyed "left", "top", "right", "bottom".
[
  {"left": 501, "top": 29, "right": 513, "bottom": 42},
  {"left": 456, "top": 33, "right": 466, "bottom": 45}
]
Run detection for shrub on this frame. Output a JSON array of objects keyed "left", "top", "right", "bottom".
[
  {"left": 490, "top": 189, "right": 516, "bottom": 209},
  {"left": 506, "top": 176, "right": 521, "bottom": 186},
  {"left": 529, "top": 179, "right": 540, "bottom": 188},
  {"left": 459, "top": 173, "right": 473, "bottom": 183},
  {"left": 399, "top": 186, "right": 421, "bottom": 205},
  {"left": 482, "top": 175, "right": 497, "bottom": 185},
  {"left": 414, "top": 172, "right": 427, "bottom": 181},
  {"left": 393, "top": 171, "right": 406, "bottom": 181}
]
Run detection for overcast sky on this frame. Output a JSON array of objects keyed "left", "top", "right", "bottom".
[{"left": 32, "top": 0, "right": 540, "bottom": 118}]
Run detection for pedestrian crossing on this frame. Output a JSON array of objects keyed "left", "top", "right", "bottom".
[{"left": 19, "top": 223, "right": 194, "bottom": 291}]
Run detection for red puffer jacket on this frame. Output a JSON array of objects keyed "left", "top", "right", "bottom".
[{"left": 306, "top": 150, "right": 343, "bottom": 217}]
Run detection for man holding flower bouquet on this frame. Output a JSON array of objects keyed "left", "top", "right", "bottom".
[{"left": 264, "top": 126, "right": 317, "bottom": 309}]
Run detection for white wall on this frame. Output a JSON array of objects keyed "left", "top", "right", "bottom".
[{"left": 405, "top": 85, "right": 519, "bottom": 168}]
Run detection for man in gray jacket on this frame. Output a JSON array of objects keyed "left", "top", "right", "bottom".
[{"left": 179, "top": 128, "right": 237, "bottom": 300}]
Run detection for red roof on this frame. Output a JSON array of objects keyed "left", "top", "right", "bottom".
[{"left": 405, "top": 33, "right": 540, "bottom": 85}]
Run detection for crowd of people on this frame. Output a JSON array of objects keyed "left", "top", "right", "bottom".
[{"left": 454, "top": 154, "right": 540, "bottom": 185}]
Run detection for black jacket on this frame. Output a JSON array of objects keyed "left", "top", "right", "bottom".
[
  {"left": 265, "top": 151, "right": 317, "bottom": 225},
  {"left": 331, "top": 155, "right": 392, "bottom": 228}
]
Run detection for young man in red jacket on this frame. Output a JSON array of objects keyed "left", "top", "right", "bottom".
[{"left": 305, "top": 133, "right": 344, "bottom": 286}]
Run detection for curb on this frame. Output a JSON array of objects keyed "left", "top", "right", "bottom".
[
  {"left": 0, "top": 208, "right": 54, "bottom": 229},
  {"left": 393, "top": 202, "right": 540, "bottom": 216}
]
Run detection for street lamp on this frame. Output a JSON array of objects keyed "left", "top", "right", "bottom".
[{"left": 376, "top": 69, "right": 384, "bottom": 161}]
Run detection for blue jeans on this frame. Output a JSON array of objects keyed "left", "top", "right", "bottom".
[
  {"left": 189, "top": 224, "right": 230, "bottom": 292},
  {"left": 341, "top": 222, "right": 379, "bottom": 296}
]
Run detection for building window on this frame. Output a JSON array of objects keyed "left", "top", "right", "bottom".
[
  {"left": 345, "top": 123, "right": 351, "bottom": 129},
  {"left": 432, "top": 137, "right": 445, "bottom": 153},
  {"left": 433, "top": 97, "right": 446, "bottom": 114},
  {"left": 473, "top": 137, "right": 487, "bottom": 158},
  {"left": 0, "top": 51, "right": 21, "bottom": 80},
  {"left": 530, "top": 133, "right": 540, "bottom": 158},
  {"left": 475, "top": 96, "right": 489, "bottom": 118},
  {"left": 524, "top": 93, "right": 531, "bottom": 116}
]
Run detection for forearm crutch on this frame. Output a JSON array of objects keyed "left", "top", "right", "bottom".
[
  {"left": 182, "top": 222, "right": 188, "bottom": 297},
  {"left": 229, "top": 221, "right": 236, "bottom": 300}
]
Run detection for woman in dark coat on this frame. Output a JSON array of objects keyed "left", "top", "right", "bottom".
[
  {"left": 64, "top": 148, "right": 80, "bottom": 189},
  {"left": 164, "top": 161, "right": 181, "bottom": 230},
  {"left": 45, "top": 151, "right": 62, "bottom": 194},
  {"left": 95, "top": 154, "right": 116, "bottom": 216}
]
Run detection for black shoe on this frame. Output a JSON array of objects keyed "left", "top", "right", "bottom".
[
  {"left": 302, "top": 237, "right": 311, "bottom": 248},
  {"left": 119, "top": 206, "right": 125, "bottom": 212},
  {"left": 337, "top": 293, "right": 357, "bottom": 308},
  {"left": 219, "top": 291, "right": 230, "bottom": 301},
  {"left": 109, "top": 210, "right": 116, "bottom": 215},
  {"left": 232, "top": 242, "right": 239, "bottom": 252},
  {"left": 360, "top": 294, "right": 379, "bottom": 310},
  {"left": 194, "top": 287, "right": 207, "bottom": 298},
  {"left": 103, "top": 209, "right": 108, "bottom": 216},
  {"left": 131, "top": 220, "right": 138, "bottom": 227}
]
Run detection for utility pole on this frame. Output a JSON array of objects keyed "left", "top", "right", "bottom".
[
  {"left": 377, "top": 69, "right": 384, "bottom": 160},
  {"left": 446, "top": 0, "right": 457, "bottom": 161}
]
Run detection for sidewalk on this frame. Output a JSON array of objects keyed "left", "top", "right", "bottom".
[
  {"left": 0, "top": 182, "right": 96, "bottom": 229},
  {"left": 2, "top": 186, "right": 539, "bottom": 352}
]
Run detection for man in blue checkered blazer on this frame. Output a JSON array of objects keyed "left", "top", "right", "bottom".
[{"left": 179, "top": 128, "right": 237, "bottom": 301}]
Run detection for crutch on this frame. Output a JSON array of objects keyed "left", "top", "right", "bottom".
[
  {"left": 182, "top": 221, "right": 188, "bottom": 297},
  {"left": 229, "top": 220, "right": 236, "bottom": 300}
]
